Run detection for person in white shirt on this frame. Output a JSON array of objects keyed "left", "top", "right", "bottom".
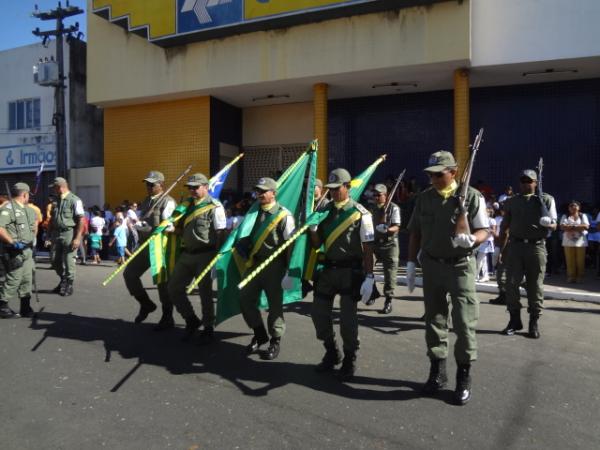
[
  {"left": 90, "top": 210, "right": 105, "bottom": 236},
  {"left": 560, "top": 201, "right": 589, "bottom": 283}
]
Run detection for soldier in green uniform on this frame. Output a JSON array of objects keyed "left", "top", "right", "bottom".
[
  {"left": 167, "top": 173, "right": 226, "bottom": 343},
  {"left": 369, "top": 183, "right": 401, "bottom": 314},
  {"left": 0, "top": 183, "right": 37, "bottom": 318},
  {"left": 48, "top": 177, "right": 85, "bottom": 296},
  {"left": 309, "top": 168, "right": 375, "bottom": 382},
  {"left": 499, "top": 169, "right": 557, "bottom": 339},
  {"left": 238, "top": 177, "right": 296, "bottom": 360},
  {"left": 407, "top": 151, "right": 489, "bottom": 405},
  {"left": 124, "top": 171, "right": 177, "bottom": 327}
]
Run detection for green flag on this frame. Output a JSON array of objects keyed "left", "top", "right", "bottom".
[{"left": 215, "top": 142, "right": 318, "bottom": 324}]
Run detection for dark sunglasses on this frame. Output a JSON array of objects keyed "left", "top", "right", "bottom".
[{"left": 519, "top": 178, "right": 534, "bottom": 184}]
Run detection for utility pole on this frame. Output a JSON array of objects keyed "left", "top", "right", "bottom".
[{"left": 32, "top": 1, "right": 83, "bottom": 180}]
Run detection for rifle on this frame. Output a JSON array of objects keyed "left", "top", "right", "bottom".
[
  {"left": 383, "top": 169, "right": 406, "bottom": 223},
  {"left": 536, "top": 157, "right": 551, "bottom": 217},
  {"left": 141, "top": 165, "right": 193, "bottom": 221},
  {"left": 454, "top": 128, "right": 484, "bottom": 238}
]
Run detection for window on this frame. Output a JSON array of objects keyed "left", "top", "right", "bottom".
[{"left": 8, "top": 98, "right": 41, "bottom": 130}]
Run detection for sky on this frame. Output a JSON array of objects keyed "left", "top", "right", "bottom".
[{"left": 0, "top": 0, "right": 87, "bottom": 52}]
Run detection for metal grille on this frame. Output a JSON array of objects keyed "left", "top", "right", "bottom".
[{"left": 241, "top": 143, "right": 306, "bottom": 192}]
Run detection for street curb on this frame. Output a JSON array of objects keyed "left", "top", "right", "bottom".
[{"left": 379, "top": 275, "right": 600, "bottom": 304}]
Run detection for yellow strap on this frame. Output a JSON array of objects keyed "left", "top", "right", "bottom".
[
  {"left": 183, "top": 203, "right": 216, "bottom": 227},
  {"left": 325, "top": 211, "right": 361, "bottom": 251},
  {"left": 246, "top": 210, "right": 288, "bottom": 269},
  {"left": 304, "top": 248, "right": 320, "bottom": 280}
]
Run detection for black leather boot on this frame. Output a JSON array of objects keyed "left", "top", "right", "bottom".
[
  {"left": 382, "top": 297, "right": 392, "bottom": 314},
  {"left": 180, "top": 315, "right": 201, "bottom": 341},
  {"left": 133, "top": 293, "right": 157, "bottom": 324},
  {"left": 454, "top": 364, "right": 472, "bottom": 405},
  {"left": 0, "top": 300, "right": 16, "bottom": 319},
  {"left": 489, "top": 293, "right": 506, "bottom": 305},
  {"left": 63, "top": 280, "right": 74, "bottom": 297},
  {"left": 315, "top": 338, "right": 342, "bottom": 373},
  {"left": 197, "top": 326, "right": 215, "bottom": 345},
  {"left": 527, "top": 315, "right": 540, "bottom": 339},
  {"left": 51, "top": 278, "right": 64, "bottom": 294},
  {"left": 337, "top": 351, "right": 357, "bottom": 382},
  {"left": 263, "top": 337, "right": 281, "bottom": 360},
  {"left": 501, "top": 310, "right": 523, "bottom": 336},
  {"left": 421, "top": 358, "right": 448, "bottom": 395},
  {"left": 19, "top": 296, "right": 34, "bottom": 318},
  {"left": 154, "top": 303, "right": 175, "bottom": 332},
  {"left": 246, "top": 325, "right": 269, "bottom": 354}
]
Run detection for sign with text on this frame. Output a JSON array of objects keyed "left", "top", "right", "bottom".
[
  {"left": 93, "top": 0, "right": 443, "bottom": 46},
  {"left": 0, "top": 144, "right": 56, "bottom": 174}
]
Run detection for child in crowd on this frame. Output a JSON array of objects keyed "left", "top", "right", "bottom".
[
  {"left": 109, "top": 218, "right": 129, "bottom": 265},
  {"left": 88, "top": 226, "right": 103, "bottom": 264}
]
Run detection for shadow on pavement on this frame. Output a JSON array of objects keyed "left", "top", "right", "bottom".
[{"left": 26, "top": 310, "right": 422, "bottom": 402}]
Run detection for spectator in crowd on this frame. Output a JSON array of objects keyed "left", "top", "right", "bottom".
[
  {"left": 88, "top": 227, "right": 103, "bottom": 264},
  {"left": 498, "top": 186, "right": 514, "bottom": 204},
  {"left": 588, "top": 207, "right": 600, "bottom": 277},
  {"left": 476, "top": 207, "right": 496, "bottom": 282},
  {"left": 126, "top": 202, "right": 140, "bottom": 252},
  {"left": 90, "top": 210, "right": 105, "bottom": 236},
  {"left": 560, "top": 201, "right": 589, "bottom": 283},
  {"left": 109, "top": 218, "right": 129, "bottom": 265},
  {"left": 103, "top": 203, "right": 114, "bottom": 227}
]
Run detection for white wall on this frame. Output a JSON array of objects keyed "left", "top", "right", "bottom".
[
  {"left": 70, "top": 166, "right": 104, "bottom": 208},
  {"left": 472, "top": 0, "right": 600, "bottom": 66},
  {"left": 0, "top": 41, "right": 70, "bottom": 174}
]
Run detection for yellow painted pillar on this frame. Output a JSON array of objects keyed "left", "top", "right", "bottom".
[
  {"left": 313, "top": 83, "right": 328, "bottom": 181},
  {"left": 453, "top": 68, "right": 470, "bottom": 176}
]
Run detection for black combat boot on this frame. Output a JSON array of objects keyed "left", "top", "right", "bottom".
[
  {"left": 154, "top": 303, "right": 175, "bottom": 332},
  {"left": 454, "top": 364, "right": 472, "bottom": 405},
  {"left": 421, "top": 358, "right": 448, "bottom": 395},
  {"left": 382, "top": 297, "right": 393, "bottom": 314},
  {"left": 501, "top": 310, "right": 523, "bottom": 336},
  {"left": 197, "top": 326, "right": 215, "bottom": 345},
  {"left": 63, "top": 280, "right": 74, "bottom": 297},
  {"left": 337, "top": 351, "right": 357, "bottom": 382},
  {"left": 51, "top": 278, "right": 65, "bottom": 294},
  {"left": 489, "top": 293, "right": 506, "bottom": 305},
  {"left": 246, "top": 325, "right": 269, "bottom": 354},
  {"left": 527, "top": 315, "right": 540, "bottom": 339},
  {"left": 263, "top": 337, "right": 281, "bottom": 360},
  {"left": 315, "top": 338, "right": 342, "bottom": 373},
  {"left": 19, "top": 296, "right": 34, "bottom": 318},
  {"left": 180, "top": 315, "right": 201, "bottom": 341},
  {"left": 0, "top": 300, "right": 16, "bottom": 319},
  {"left": 133, "top": 293, "right": 157, "bottom": 324}
]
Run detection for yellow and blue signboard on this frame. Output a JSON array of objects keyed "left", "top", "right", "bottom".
[{"left": 93, "top": 0, "right": 440, "bottom": 46}]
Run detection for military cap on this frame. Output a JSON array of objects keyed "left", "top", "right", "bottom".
[
  {"left": 185, "top": 173, "right": 209, "bottom": 187},
  {"left": 374, "top": 183, "right": 387, "bottom": 194},
  {"left": 315, "top": 178, "right": 323, "bottom": 189},
  {"left": 49, "top": 176, "right": 68, "bottom": 187},
  {"left": 519, "top": 169, "right": 538, "bottom": 181},
  {"left": 143, "top": 171, "right": 165, "bottom": 183},
  {"left": 13, "top": 182, "right": 31, "bottom": 193},
  {"left": 424, "top": 151, "right": 457, "bottom": 172},
  {"left": 325, "top": 168, "right": 352, "bottom": 188},
  {"left": 255, "top": 177, "right": 277, "bottom": 192}
]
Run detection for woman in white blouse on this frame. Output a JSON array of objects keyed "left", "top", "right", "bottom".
[{"left": 559, "top": 201, "right": 589, "bottom": 283}]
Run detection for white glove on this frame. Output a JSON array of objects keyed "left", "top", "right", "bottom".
[
  {"left": 281, "top": 272, "right": 294, "bottom": 290},
  {"left": 164, "top": 223, "right": 175, "bottom": 233},
  {"left": 135, "top": 221, "right": 148, "bottom": 228},
  {"left": 452, "top": 233, "right": 476, "bottom": 249},
  {"left": 210, "top": 266, "right": 217, "bottom": 280},
  {"left": 376, "top": 224, "right": 388, "bottom": 233},
  {"left": 539, "top": 216, "right": 553, "bottom": 228},
  {"left": 360, "top": 275, "right": 375, "bottom": 304},
  {"left": 309, "top": 224, "right": 318, "bottom": 232},
  {"left": 406, "top": 261, "right": 416, "bottom": 293}
]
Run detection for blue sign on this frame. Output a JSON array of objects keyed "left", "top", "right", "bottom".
[
  {"left": 0, "top": 144, "right": 56, "bottom": 174},
  {"left": 178, "top": 0, "right": 243, "bottom": 33}
]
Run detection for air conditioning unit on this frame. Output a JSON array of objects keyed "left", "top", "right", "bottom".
[{"left": 33, "top": 60, "right": 59, "bottom": 86}]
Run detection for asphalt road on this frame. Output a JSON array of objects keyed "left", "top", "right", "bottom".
[{"left": 1, "top": 260, "right": 599, "bottom": 449}]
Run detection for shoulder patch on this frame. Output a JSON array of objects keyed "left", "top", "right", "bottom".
[{"left": 355, "top": 203, "right": 370, "bottom": 215}]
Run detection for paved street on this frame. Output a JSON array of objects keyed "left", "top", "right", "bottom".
[{"left": 1, "top": 260, "right": 599, "bottom": 450}]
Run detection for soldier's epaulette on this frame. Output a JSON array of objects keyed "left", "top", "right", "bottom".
[{"left": 355, "top": 203, "right": 370, "bottom": 215}]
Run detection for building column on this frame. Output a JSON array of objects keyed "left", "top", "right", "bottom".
[
  {"left": 313, "top": 83, "right": 328, "bottom": 181},
  {"left": 453, "top": 68, "right": 470, "bottom": 176}
]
